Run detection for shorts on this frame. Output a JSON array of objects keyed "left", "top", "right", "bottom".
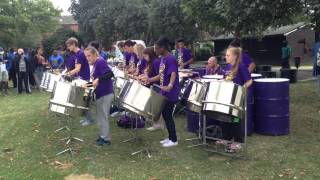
[{"left": 0, "top": 70, "right": 9, "bottom": 82}]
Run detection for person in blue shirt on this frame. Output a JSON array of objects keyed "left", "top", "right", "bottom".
[
  {"left": 89, "top": 41, "right": 108, "bottom": 61},
  {"left": 6, "top": 48, "right": 17, "bottom": 88},
  {"left": 48, "top": 50, "right": 64, "bottom": 69},
  {"left": 312, "top": 36, "right": 320, "bottom": 77}
]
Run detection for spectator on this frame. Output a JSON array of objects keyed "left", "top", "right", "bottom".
[
  {"left": 14, "top": 49, "right": 31, "bottom": 94},
  {"left": 33, "top": 47, "right": 47, "bottom": 90},
  {"left": 0, "top": 48, "right": 10, "bottom": 95},
  {"left": 281, "top": 40, "right": 291, "bottom": 69},
  {"left": 7, "top": 48, "right": 17, "bottom": 88},
  {"left": 312, "top": 35, "right": 320, "bottom": 77},
  {"left": 48, "top": 50, "right": 64, "bottom": 69}
]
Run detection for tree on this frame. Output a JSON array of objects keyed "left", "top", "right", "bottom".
[
  {"left": 181, "top": 0, "right": 303, "bottom": 37},
  {"left": 0, "top": 0, "right": 61, "bottom": 49},
  {"left": 70, "top": 0, "right": 199, "bottom": 46}
]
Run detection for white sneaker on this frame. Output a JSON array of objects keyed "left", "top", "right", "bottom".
[
  {"left": 162, "top": 140, "right": 178, "bottom": 147},
  {"left": 147, "top": 124, "right": 162, "bottom": 131},
  {"left": 81, "top": 120, "right": 95, "bottom": 126},
  {"left": 79, "top": 119, "right": 87, "bottom": 124},
  {"left": 110, "top": 111, "right": 120, "bottom": 118},
  {"left": 160, "top": 138, "right": 170, "bottom": 144}
]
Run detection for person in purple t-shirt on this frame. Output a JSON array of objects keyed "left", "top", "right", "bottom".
[
  {"left": 84, "top": 46, "right": 114, "bottom": 146},
  {"left": 138, "top": 47, "right": 162, "bottom": 131},
  {"left": 205, "top": 56, "right": 224, "bottom": 75},
  {"left": 221, "top": 47, "right": 252, "bottom": 151},
  {"left": 123, "top": 40, "right": 138, "bottom": 73},
  {"left": 176, "top": 39, "right": 193, "bottom": 69},
  {"left": 65, "top": 37, "right": 92, "bottom": 126},
  {"left": 145, "top": 37, "right": 180, "bottom": 147},
  {"left": 65, "top": 37, "right": 90, "bottom": 81},
  {"left": 133, "top": 44, "right": 147, "bottom": 76},
  {"left": 229, "top": 39, "right": 256, "bottom": 73}
]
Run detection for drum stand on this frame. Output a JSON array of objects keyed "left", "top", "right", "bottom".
[
  {"left": 186, "top": 113, "right": 205, "bottom": 148},
  {"left": 121, "top": 112, "right": 152, "bottom": 158},
  {"left": 201, "top": 91, "right": 248, "bottom": 159},
  {"left": 49, "top": 101, "right": 85, "bottom": 157}
]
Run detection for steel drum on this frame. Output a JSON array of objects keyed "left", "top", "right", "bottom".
[
  {"left": 40, "top": 72, "right": 61, "bottom": 92},
  {"left": 186, "top": 80, "right": 207, "bottom": 113},
  {"left": 200, "top": 75, "right": 224, "bottom": 83},
  {"left": 202, "top": 81, "right": 245, "bottom": 123},
  {"left": 49, "top": 81, "right": 88, "bottom": 114},
  {"left": 254, "top": 78, "right": 290, "bottom": 135},
  {"left": 120, "top": 80, "right": 167, "bottom": 121}
]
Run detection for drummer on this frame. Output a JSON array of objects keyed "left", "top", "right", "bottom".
[
  {"left": 229, "top": 39, "right": 256, "bottom": 73},
  {"left": 139, "top": 47, "right": 162, "bottom": 131},
  {"left": 133, "top": 44, "right": 147, "bottom": 77},
  {"left": 65, "top": 37, "right": 93, "bottom": 126},
  {"left": 222, "top": 46, "right": 252, "bottom": 151},
  {"left": 176, "top": 39, "right": 193, "bottom": 69},
  {"left": 205, "top": 56, "right": 224, "bottom": 75},
  {"left": 123, "top": 40, "right": 138, "bottom": 73},
  {"left": 144, "top": 37, "right": 180, "bottom": 147},
  {"left": 83, "top": 46, "right": 114, "bottom": 146}
]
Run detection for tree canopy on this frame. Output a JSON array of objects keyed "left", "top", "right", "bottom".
[{"left": 0, "top": 0, "right": 61, "bottom": 49}]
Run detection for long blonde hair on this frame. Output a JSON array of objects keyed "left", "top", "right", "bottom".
[
  {"left": 134, "top": 44, "right": 145, "bottom": 60},
  {"left": 227, "top": 47, "right": 242, "bottom": 79}
]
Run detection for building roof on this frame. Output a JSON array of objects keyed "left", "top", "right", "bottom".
[
  {"left": 213, "top": 22, "right": 314, "bottom": 40},
  {"left": 59, "top": 16, "right": 78, "bottom": 25}
]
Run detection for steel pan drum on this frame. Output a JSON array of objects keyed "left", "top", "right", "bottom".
[
  {"left": 200, "top": 75, "right": 224, "bottom": 83},
  {"left": 49, "top": 81, "right": 87, "bottom": 114},
  {"left": 254, "top": 78, "right": 290, "bottom": 135},
  {"left": 187, "top": 80, "right": 207, "bottom": 113},
  {"left": 120, "top": 80, "right": 167, "bottom": 121},
  {"left": 202, "top": 81, "right": 245, "bottom": 123},
  {"left": 40, "top": 72, "right": 61, "bottom": 92}
]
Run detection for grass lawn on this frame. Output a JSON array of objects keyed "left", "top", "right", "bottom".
[{"left": 0, "top": 81, "right": 319, "bottom": 180}]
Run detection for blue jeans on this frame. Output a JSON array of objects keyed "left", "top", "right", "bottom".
[{"left": 34, "top": 67, "right": 44, "bottom": 88}]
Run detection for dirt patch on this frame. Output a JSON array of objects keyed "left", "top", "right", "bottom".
[{"left": 64, "top": 174, "right": 109, "bottom": 180}]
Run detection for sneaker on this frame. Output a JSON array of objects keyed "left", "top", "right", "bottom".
[
  {"left": 81, "top": 120, "right": 95, "bottom": 126},
  {"left": 162, "top": 140, "right": 178, "bottom": 147},
  {"left": 79, "top": 119, "right": 87, "bottom": 124},
  {"left": 160, "top": 138, "right": 170, "bottom": 144},
  {"left": 96, "top": 138, "right": 111, "bottom": 146},
  {"left": 110, "top": 111, "right": 120, "bottom": 118},
  {"left": 147, "top": 124, "right": 162, "bottom": 131}
]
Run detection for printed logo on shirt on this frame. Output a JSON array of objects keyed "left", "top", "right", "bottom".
[{"left": 159, "top": 59, "right": 166, "bottom": 86}]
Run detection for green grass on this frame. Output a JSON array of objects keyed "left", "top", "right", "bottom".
[{"left": 0, "top": 81, "right": 320, "bottom": 180}]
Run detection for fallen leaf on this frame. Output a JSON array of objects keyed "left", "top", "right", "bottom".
[
  {"left": 52, "top": 161, "right": 73, "bottom": 170},
  {"left": 64, "top": 174, "right": 109, "bottom": 180}
]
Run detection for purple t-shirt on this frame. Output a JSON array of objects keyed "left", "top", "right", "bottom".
[
  {"left": 224, "top": 63, "right": 252, "bottom": 86},
  {"left": 65, "top": 54, "right": 75, "bottom": 71},
  {"left": 76, "top": 50, "right": 90, "bottom": 80},
  {"left": 125, "top": 52, "right": 138, "bottom": 67},
  {"left": 159, "top": 54, "right": 180, "bottom": 102},
  {"left": 242, "top": 52, "right": 253, "bottom": 68},
  {"left": 92, "top": 58, "right": 113, "bottom": 99},
  {"left": 179, "top": 48, "right": 192, "bottom": 69},
  {"left": 205, "top": 65, "right": 224, "bottom": 75},
  {"left": 137, "top": 58, "right": 147, "bottom": 75}
]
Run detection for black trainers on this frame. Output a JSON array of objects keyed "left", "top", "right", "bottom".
[{"left": 96, "top": 138, "right": 111, "bottom": 146}]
